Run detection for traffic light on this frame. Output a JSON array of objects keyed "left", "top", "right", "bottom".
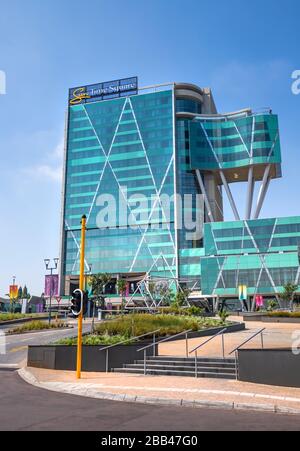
[
  {"left": 82, "top": 291, "right": 88, "bottom": 316},
  {"left": 70, "top": 290, "right": 89, "bottom": 317},
  {"left": 70, "top": 290, "right": 82, "bottom": 317}
]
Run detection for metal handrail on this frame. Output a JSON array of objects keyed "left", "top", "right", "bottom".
[
  {"left": 189, "top": 328, "right": 228, "bottom": 355},
  {"left": 99, "top": 329, "right": 161, "bottom": 373},
  {"left": 138, "top": 329, "right": 193, "bottom": 376},
  {"left": 229, "top": 328, "right": 266, "bottom": 356},
  {"left": 190, "top": 327, "right": 228, "bottom": 378},
  {"left": 138, "top": 329, "right": 193, "bottom": 353},
  {"left": 99, "top": 329, "right": 161, "bottom": 352}
]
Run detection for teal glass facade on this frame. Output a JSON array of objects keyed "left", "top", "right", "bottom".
[
  {"left": 63, "top": 89, "right": 177, "bottom": 279},
  {"left": 176, "top": 116, "right": 203, "bottom": 284},
  {"left": 189, "top": 113, "right": 281, "bottom": 173},
  {"left": 60, "top": 80, "right": 298, "bottom": 299},
  {"left": 201, "top": 217, "right": 300, "bottom": 296}
]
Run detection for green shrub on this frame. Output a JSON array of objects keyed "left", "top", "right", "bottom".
[
  {"left": 55, "top": 314, "right": 229, "bottom": 346},
  {"left": 186, "top": 306, "right": 205, "bottom": 317},
  {"left": 0, "top": 313, "right": 27, "bottom": 322},
  {"left": 8, "top": 320, "right": 66, "bottom": 334},
  {"left": 0, "top": 313, "right": 53, "bottom": 322},
  {"left": 94, "top": 313, "right": 225, "bottom": 339},
  {"left": 268, "top": 311, "right": 300, "bottom": 318},
  {"left": 57, "top": 334, "right": 131, "bottom": 346},
  {"left": 267, "top": 300, "right": 279, "bottom": 312},
  {"left": 160, "top": 306, "right": 205, "bottom": 317},
  {"left": 218, "top": 309, "right": 230, "bottom": 324}
]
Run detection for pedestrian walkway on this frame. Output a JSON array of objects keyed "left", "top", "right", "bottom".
[
  {"left": 21, "top": 365, "right": 300, "bottom": 415},
  {"left": 19, "top": 316, "right": 300, "bottom": 415},
  {"left": 159, "top": 316, "right": 299, "bottom": 358}
]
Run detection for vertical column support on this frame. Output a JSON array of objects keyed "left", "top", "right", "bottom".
[
  {"left": 195, "top": 170, "right": 215, "bottom": 223},
  {"left": 253, "top": 165, "right": 271, "bottom": 219},
  {"left": 245, "top": 166, "right": 255, "bottom": 220},
  {"left": 219, "top": 171, "right": 240, "bottom": 221}
]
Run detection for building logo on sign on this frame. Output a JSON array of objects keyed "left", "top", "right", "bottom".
[
  {"left": 70, "top": 87, "right": 91, "bottom": 105},
  {"left": 69, "top": 77, "right": 138, "bottom": 106}
]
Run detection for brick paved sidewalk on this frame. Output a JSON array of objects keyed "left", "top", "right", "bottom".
[
  {"left": 19, "top": 317, "right": 300, "bottom": 415},
  {"left": 21, "top": 366, "right": 300, "bottom": 415},
  {"left": 160, "top": 316, "right": 300, "bottom": 357}
]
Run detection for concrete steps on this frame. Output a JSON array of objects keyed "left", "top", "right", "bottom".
[{"left": 113, "top": 356, "right": 237, "bottom": 380}]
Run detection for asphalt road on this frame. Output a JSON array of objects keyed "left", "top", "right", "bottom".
[
  {"left": 0, "top": 322, "right": 91, "bottom": 366},
  {"left": 0, "top": 369, "right": 300, "bottom": 431}
]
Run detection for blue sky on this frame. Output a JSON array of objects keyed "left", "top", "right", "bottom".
[{"left": 0, "top": 0, "right": 299, "bottom": 295}]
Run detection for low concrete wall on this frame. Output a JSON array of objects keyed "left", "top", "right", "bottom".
[
  {"left": 243, "top": 314, "right": 300, "bottom": 323},
  {"left": 28, "top": 342, "right": 157, "bottom": 372},
  {"left": 262, "top": 317, "right": 300, "bottom": 324},
  {"left": 168, "top": 322, "right": 245, "bottom": 342},
  {"left": 27, "top": 323, "right": 245, "bottom": 373},
  {"left": 238, "top": 349, "right": 300, "bottom": 388}
]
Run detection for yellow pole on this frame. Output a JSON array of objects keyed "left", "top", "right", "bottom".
[{"left": 76, "top": 215, "right": 87, "bottom": 379}]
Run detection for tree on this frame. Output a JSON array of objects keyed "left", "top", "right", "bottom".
[
  {"left": 155, "top": 281, "right": 175, "bottom": 306},
  {"left": 90, "top": 274, "right": 112, "bottom": 298},
  {"left": 22, "top": 286, "right": 30, "bottom": 300},
  {"left": 281, "top": 282, "right": 299, "bottom": 311},
  {"left": 17, "top": 287, "right": 23, "bottom": 300},
  {"left": 89, "top": 273, "right": 112, "bottom": 332},
  {"left": 117, "top": 279, "right": 127, "bottom": 314},
  {"left": 174, "top": 288, "right": 191, "bottom": 307}
]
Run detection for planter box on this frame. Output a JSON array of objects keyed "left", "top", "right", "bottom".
[
  {"left": 27, "top": 342, "right": 158, "bottom": 372},
  {"left": 238, "top": 349, "right": 300, "bottom": 388},
  {"left": 27, "top": 323, "right": 245, "bottom": 373},
  {"left": 243, "top": 315, "right": 300, "bottom": 323},
  {"left": 0, "top": 315, "right": 62, "bottom": 327},
  {"left": 168, "top": 322, "right": 245, "bottom": 342},
  {"left": 262, "top": 317, "right": 300, "bottom": 324}
]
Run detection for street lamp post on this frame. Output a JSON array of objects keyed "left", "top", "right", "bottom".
[{"left": 44, "top": 258, "right": 59, "bottom": 325}]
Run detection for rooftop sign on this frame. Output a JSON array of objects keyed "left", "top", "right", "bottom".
[{"left": 69, "top": 77, "right": 138, "bottom": 106}]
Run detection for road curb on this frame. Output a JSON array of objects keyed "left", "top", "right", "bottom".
[
  {"left": 17, "top": 368, "right": 300, "bottom": 416},
  {"left": 0, "top": 364, "right": 20, "bottom": 370}
]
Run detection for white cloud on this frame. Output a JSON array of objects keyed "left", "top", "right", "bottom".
[
  {"left": 24, "top": 135, "right": 64, "bottom": 183},
  {"left": 33, "top": 164, "right": 62, "bottom": 182},
  {"left": 51, "top": 138, "right": 64, "bottom": 160}
]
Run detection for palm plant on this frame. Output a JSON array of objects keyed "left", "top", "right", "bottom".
[
  {"left": 117, "top": 279, "right": 127, "bottom": 314},
  {"left": 280, "top": 282, "right": 299, "bottom": 311},
  {"left": 89, "top": 273, "right": 112, "bottom": 332}
]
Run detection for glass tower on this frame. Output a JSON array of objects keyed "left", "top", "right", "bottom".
[{"left": 60, "top": 79, "right": 299, "bottom": 301}]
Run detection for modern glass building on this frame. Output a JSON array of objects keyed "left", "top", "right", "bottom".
[
  {"left": 59, "top": 78, "right": 300, "bottom": 301},
  {"left": 201, "top": 217, "right": 300, "bottom": 297}
]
